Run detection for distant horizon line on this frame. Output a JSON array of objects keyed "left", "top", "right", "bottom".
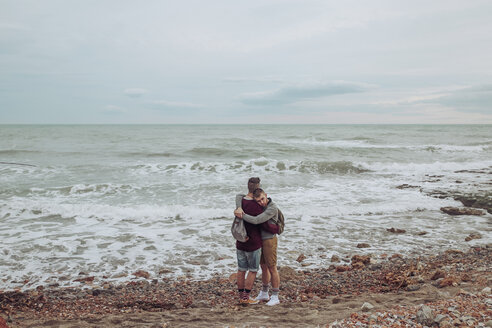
[{"left": 1, "top": 123, "right": 491, "bottom": 126}]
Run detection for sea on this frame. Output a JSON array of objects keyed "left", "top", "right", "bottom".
[{"left": 1, "top": 124, "right": 491, "bottom": 290}]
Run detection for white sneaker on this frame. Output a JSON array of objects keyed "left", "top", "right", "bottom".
[
  {"left": 266, "top": 295, "right": 279, "bottom": 306},
  {"left": 255, "top": 290, "right": 270, "bottom": 301}
]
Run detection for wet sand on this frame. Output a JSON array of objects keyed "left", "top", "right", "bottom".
[{"left": 1, "top": 246, "right": 491, "bottom": 327}]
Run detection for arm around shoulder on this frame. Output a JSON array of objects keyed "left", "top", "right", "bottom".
[{"left": 242, "top": 203, "right": 278, "bottom": 224}]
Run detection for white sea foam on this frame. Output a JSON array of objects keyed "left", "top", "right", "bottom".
[
  {"left": 281, "top": 137, "right": 491, "bottom": 152},
  {"left": 359, "top": 160, "right": 492, "bottom": 176}
]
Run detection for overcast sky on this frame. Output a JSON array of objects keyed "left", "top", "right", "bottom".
[{"left": 1, "top": 0, "right": 492, "bottom": 124}]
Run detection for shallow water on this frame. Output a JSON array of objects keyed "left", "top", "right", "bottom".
[{"left": 1, "top": 124, "right": 491, "bottom": 289}]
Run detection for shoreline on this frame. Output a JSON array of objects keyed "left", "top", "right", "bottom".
[{"left": 1, "top": 245, "right": 490, "bottom": 327}]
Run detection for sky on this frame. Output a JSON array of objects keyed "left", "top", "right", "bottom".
[{"left": 1, "top": 0, "right": 492, "bottom": 124}]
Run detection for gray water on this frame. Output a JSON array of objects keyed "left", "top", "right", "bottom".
[{"left": 1, "top": 124, "right": 491, "bottom": 290}]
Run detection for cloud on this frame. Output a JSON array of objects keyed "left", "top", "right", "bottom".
[
  {"left": 240, "top": 81, "right": 375, "bottom": 106},
  {"left": 380, "top": 84, "right": 492, "bottom": 114},
  {"left": 124, "top": 88, "right": 148, "bottom": 98},
  {"left": 223, "top": 77, "right": 284, "bottom": 84},
  {"left": 103, "top": 105, "right": 126, "bottom": 114},
  {"left": 433, "top": 84, "right": 492, "bottom": 114},
  {"left": 0, "top": 22, "right": 32, "bottom": 54},
  {"left": 148, "top": 100, "right": 204, "bottom": 110}
]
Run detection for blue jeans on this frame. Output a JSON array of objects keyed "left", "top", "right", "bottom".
[{"left": 236, "top": 248, "right": 261, "bottom": 272}]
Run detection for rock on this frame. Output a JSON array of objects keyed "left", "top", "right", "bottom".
[
  {"left": 296, "top": 254, "right": 306, "bottom": 262},
  {"left": 351, "top": 255, "right": 371, "bottom": 265},
  {"left": 335, "top": 265, "right": 351, "bottom": 272},
  {"left": 440, "top": 207, "right": 485, "bottom": 216},
  {"left": 133, "top": 270, "right": 150, "bottom": 279},
  {"left": 417, "top": 231, "right": 428, "bottom": 235},
  {"left": 406, "top": 285, "right": 421, "bottom": 292},
  {"left": 439, "top": 276, "right": 459, "bottom": 288},
  {"left": 453, "top": 193, "right": 492, "bottom": 214},
  {"left": 228, "top": 273, "right": 237, "bottom": 283},
  {"left": 461, "top": 316, "right": 476, "bottom": 326},
  {"left": 159, "top": 269, "right": 172, "bottom": 274},
  {"left": 74, "top": 276, "right": 95, "bottom": 283},
  {"left": 191, "top": 300, "right": 209, "bottom": 308},
  {"left": 416, "top": 304, "right": 435, "bottom": 326},
  {"left": 357, "top": 243, "right": 370, "bottom": 248},
  {"left": 386, "top": 227, "right": 406, "bottom": 233},
  {"left": 439, "top": 319, "right": 453, "bottom": 328},
  {"left": 432, "top": 279, "right": 443, "bottom": 287},
  {"left": 481, "top": 287, "right": 491, "bottom": 295},
  {"left": 457, "top": 289, "right": 471, "bottom": 296},
  {"left": 361, "top": 302, "right": 374, "bottom": 312},
  {"left": 465, "top": 233, "right": 482, "bottom": 242},
  {"left": 444, "top": 249, "right": 464, "bottom": 255},
  {"left": 278, "top": 266, "right": 298, "bottom": 281},
  {"left": 331, "top": 255, "right": 340, "bottom": 263},
  {"left": 485, "top": 320, "right": 492, "bottom": 327},
  {"left": 434, "top": 314, "right": 447, "bottom": 324},
  {"left": 460, "top": 273, "right": 472, "bottom": 282},
  {"left": 431, "top": 269, "right": 446, "bottom": 280},
  {"left": 112, "top": 272, "right": 128, "bottom": 279},
  {"left": 351, "top": 262, "right": 365, "bottom": 270},
  {"left": 396, "top": 184, "right": 420, "bottom": 189},
  {"left": 369, "top": 264, "right": 382, "bottom": 271}
]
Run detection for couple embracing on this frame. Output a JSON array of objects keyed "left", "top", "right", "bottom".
[{"left": 233, "top": 177, "right": 282, "bottom": 306}]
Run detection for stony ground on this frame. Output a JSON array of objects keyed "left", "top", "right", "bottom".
[{"left": 1, "top": 246, "right": 490, "bottom": 327}]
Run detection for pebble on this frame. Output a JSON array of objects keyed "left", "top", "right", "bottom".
[
  {"left": 406, "top": 285, "right": 420, "bottom": 292},
  {"left": 361, "top": 302, "right": 374, "bottom": 312},
  {"left": 434, "top": 314, "right": 447, "bottom": 323},
  {"left": 465, "top": 233, "right": 483, "bottom": 241},
  {"left": 416, "top": 305, "right": 434, "bottom": 326},
  {"left": 356, "top": 243, "right": 370, "bottom": 248},
  {"left": 296, "top": 254, "right": 306, "bottom": 262}
]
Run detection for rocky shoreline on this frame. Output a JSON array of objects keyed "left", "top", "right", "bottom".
[{"left": 1, "top": 246, "right": 490, "bottom": 327}]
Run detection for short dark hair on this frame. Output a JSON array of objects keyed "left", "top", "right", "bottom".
[
  {"left": 253, "top": 188, "right": 265, "bottom": 198},
  {"left": 248, "top": 177, "right": 260, "bottom": 193}
]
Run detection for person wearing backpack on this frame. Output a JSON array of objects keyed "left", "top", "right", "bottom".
[{"left": 235, "top": 187, "right": 282, "bottom": 306}]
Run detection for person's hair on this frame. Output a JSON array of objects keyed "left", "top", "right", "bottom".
[
  {"left": 248, "top": 177, "right": 261, "bottom": 193},
  {"left": 253, "top": 188, "right": 265, "bottom": 198}
]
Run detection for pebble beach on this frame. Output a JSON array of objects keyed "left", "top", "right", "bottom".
[{"left": 1, "top": 246, "right": 490, "bottom": 327}]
